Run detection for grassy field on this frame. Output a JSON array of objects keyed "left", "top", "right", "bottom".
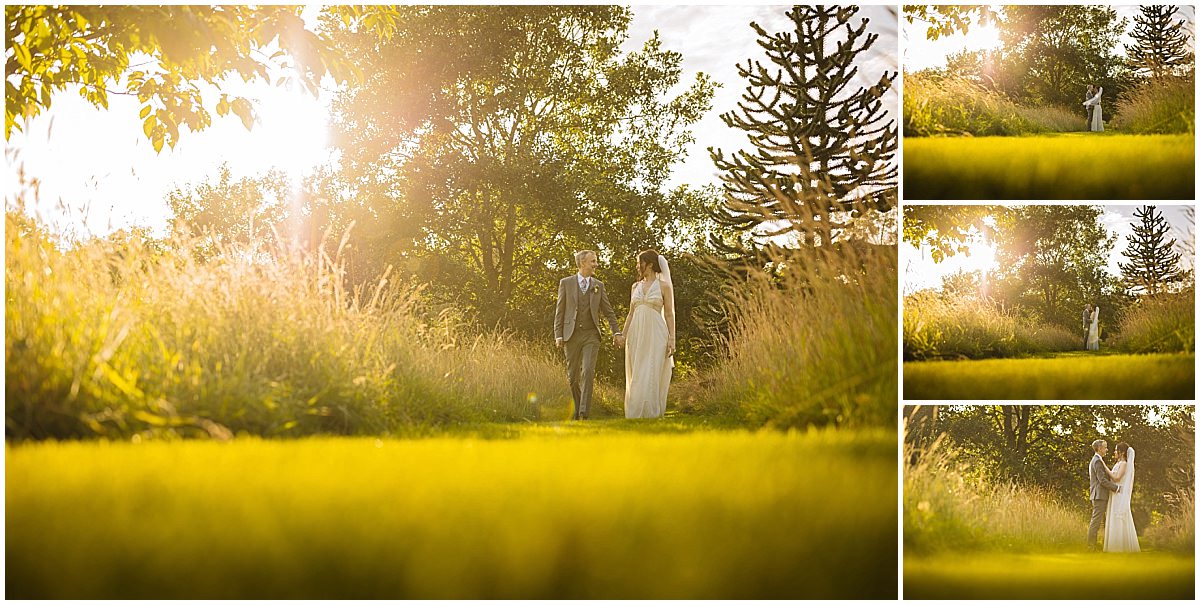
[
  {"left": 903, "top": 134, "right": 1194, "bottom": 200},
  {"left": 903, "top": 352, "right": 1195, "bottom": 399},
  {"left": 6, "top": 424, "right": 896, "bottom": 599},
  {"left": 905, "top": 552, "right": 1194, "bottom": 599}
]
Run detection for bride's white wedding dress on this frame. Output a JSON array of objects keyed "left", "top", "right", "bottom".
[
  {"left": 1084, "top": 87, "right": 1104, "bottom": 132},
  {"left": 1086, "top": 307, "right": 1100, "bottom": 351},
  {"left": 1104, "top": 448, "right": 1140, "bottom": 553},
  {"left": 624, "top": 277, "right": 673, "bottom": 418}
]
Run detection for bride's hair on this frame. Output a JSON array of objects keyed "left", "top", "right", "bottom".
[
  {"left": 637, "top": 249, "right": 661, "bottom": 274},
  {"left": 1115, "top": 442, "right": 1130, "bottom": 460}
]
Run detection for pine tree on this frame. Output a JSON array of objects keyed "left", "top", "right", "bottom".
[
  {"left": 1125, "top": 5, "right": 1192, "bottom": 79},
  {"left": 709, "top": 5, "right": 896, "bottom": 255},
  {"left": 1119, "top": 205, "right": 1183, "bottom": 296}
]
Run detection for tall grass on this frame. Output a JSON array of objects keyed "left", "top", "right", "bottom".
[
  {"left": 1142, "top": 487, "right": 1196, "bottom": 552},
  {"left": 904, "top": 294, "right": 1079, "bottom": 360},
  {"left": 691, "top": 221, "right": 897, "bottom": 429},
  {"left": 5, "top": 211, "right": 567, "bottom": 440},
  {"left": 904, "top": 73, "right": 1084, "bottom": 137},
  {"left": 1113, "top": 75, "right": 1196, "bottom": 134},
  {"left": 1112, "top": 292, "right": 1196, "bottom": 354},
  {"left": 904, "top": 434, "right": 1085, "bottom": 554}
]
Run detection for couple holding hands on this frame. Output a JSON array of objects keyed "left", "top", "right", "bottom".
[{"left": 554, "top": 249, "right": 675, "bottom": 420}]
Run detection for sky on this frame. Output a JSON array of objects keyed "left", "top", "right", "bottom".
[
  {"left": 5, "top": 4, "right": 898, "bottom": 240},
  {"left": 903, "top": 204, "right": 1196, "bottom": 294},
  {"left": 905, "top": 5, "right": 1197, "bottom": 72}
]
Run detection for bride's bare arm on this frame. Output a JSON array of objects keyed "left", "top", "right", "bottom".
[
  {"left": 1109, "top": 461, "right": 1125, "bottom": 481},
  {"left": 662, "top": 282, "right": 676, "bottom": 355}
]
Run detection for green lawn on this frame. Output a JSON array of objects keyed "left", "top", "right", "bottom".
[
  {"left": 6, "top": 423, "right": 896, "bottom": 599},
  {"left": 905, "top": 552, "right": 1195, "bottom": 599},
  {"left": 904, "top": 134, "right": 1194, "bottom": 199},
  {"left": 904, "top": 352, "right": 1195, "bottom": 399}
]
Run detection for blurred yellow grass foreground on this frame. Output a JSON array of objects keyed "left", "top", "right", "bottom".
[
  {"left": 904, "top": 353, "right": 1195, "bottom": 400},
  {"left": 904, "top": 134, "right": 1194, "bottom": 199},
  {"left": 6, "top": 426, "right": 897, "bottom": 599},
  {"left": 906, "top": 553, "right": 1194, "bottom": 599}
]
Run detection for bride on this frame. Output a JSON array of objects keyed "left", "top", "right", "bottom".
[
  {"left": 1104, "top": 442, "right": 1140, "bottom": 552},
  {"left": 1086, "top": 305, "right": 1100, "bottom": 351},
  {"left": 1083, "top": 85, "right": 1104, "bottom": 132},
  {"left": 621, "top": 249, "right": 675, "bottom": 419}
]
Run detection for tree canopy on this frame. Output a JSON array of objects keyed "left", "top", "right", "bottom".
[
  {"left": 4, "top": 5, "right": 385, "bottom": 151},
  {"left": 319, "top": 5, "right": 717, "bottom": 339}
]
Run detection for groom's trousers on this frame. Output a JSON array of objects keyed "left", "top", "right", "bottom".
[
  {"left": 1088, "top": 498, "right": 1107, "bottom": 548},
  {"left": 564, "top": 326, "right": 600, "bottom": 419}
]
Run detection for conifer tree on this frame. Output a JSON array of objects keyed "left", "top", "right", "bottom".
[
  {"left": 709, "top": 5, "right": 897, "bottom": 254},
  {"left": 1119, "top": 205, "right": 1183, "bottom": 295},
  {"left": 1125, "top": 5, "right": 1192, "bottom": 79}
]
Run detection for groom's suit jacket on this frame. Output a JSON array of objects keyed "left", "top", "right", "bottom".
[
  {"left": 1089, "top": 453, "right": 1119, "bottom": 501},
  {"left": 554, "top": 275, "right": 619, "bottom": 342}
]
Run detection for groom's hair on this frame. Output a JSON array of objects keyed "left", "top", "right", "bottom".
[
  {"left": 1091, "top": 439, "right": 1106, "bottom": 451},
  {"left": 574, "top": 250, "right": 596, "bottom": 267}
]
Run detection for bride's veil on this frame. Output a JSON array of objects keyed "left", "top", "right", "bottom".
[
  {"left": 1125, "top": 447, "right": 1135, "bottom": 490},
  {"left": 657, "top": 254, "right": 675, "bottom": 340}
]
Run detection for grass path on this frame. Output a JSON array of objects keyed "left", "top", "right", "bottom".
[
  {"left": 904, "top": 133, "right": 1194, "bottom": 199},
  {"left": 904, "top": 352, "right": 1194, "bottom": 399},
  {"left": 905, "top": 552, "right": 1194, "bottom": 599},
  {"left": 6, "top": 423, "right": 896, "bottom": 599}
]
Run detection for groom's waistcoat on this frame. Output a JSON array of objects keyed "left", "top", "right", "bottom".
[{"left": 573, "top": 283, "right": 598, "bottom": 333}]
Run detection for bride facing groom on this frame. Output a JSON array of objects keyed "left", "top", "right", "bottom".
[{"left": 1088, "top": 439, "right": 1140, "bottom": 552}]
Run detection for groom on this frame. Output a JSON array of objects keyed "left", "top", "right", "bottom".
[
  {"left": 1082, "top": 303, "right": 1093, "bottom": 349},
  {"left": 554, "top": 250, "right": 623, "bottom": 420},
  {"left": 1087, "top": 439, "right": 1121, "bottom": 550}
]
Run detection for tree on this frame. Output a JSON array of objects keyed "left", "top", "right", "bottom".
[
  {"left": 1126, "top": 5, "right": 1193, "bottom": 79},
  {"left": 902, "top": 205, "right": 999, "bottom": 263},
  {"left": 165, "top": 165, "right": 295, "bottom": 259},
  {"left": 325, "top": 6, "right": 715, "bottom": 333},
  {"left": 995, "top": 6, "right": 1129, "bottom": 106},
  {"left": 709, "top": 5, "right": 897, "bottom": 254},
  {"left": 1119, "top": 205, "right": 1184, "bottom": 296},
  {"left": 5, "top": 5, "right": 381, "bottom": 150},
  {"left": 903, "top": 5, "right": 998, "bottom": 40},
  {"left": 991, "top": 205, "right": 1117, "bottom": 328}
]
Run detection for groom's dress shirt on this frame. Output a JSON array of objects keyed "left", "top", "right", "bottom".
[{"left": 577, "top": 273, "right": 590, "bottom": 294}]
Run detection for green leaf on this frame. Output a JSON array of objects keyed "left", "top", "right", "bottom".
[{"left": 12, "top": 43, "right": 32, "bottom": 71}]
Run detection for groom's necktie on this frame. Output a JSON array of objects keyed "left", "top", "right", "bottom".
[{"left": 581, "top": 277, "right": 590, "bottom": 294}]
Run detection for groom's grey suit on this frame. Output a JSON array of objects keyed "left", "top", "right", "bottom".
[
  {"left": 1088, "top": 452, "right": 1120, "bottom": 548},
  {"left": 554, "top": 275, "right": 619, "bottom": 420}
]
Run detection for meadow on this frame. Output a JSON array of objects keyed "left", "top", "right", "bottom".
[
  {"left": 905, "top": 553, "right": 1194, "bottom": 599},
  {"left": 903, "top": 134, "right": 1195, "bottom": 200},
  {"left": 904, "top": 431, "right": 1196, "bottom": 600},
  {"left": 5, "top": 424, "right": 897, "bottom": 599},
  {"left": 903, "top": 353, "right": 1195, "bottom": 400}
]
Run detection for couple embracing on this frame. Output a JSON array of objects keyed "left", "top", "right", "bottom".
[
  {"left": 553, "top": 249, "right": 675, "bottom": 420},
  {"left": 1088, "top": 439, "right": 1140, "bottom": 552}
]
